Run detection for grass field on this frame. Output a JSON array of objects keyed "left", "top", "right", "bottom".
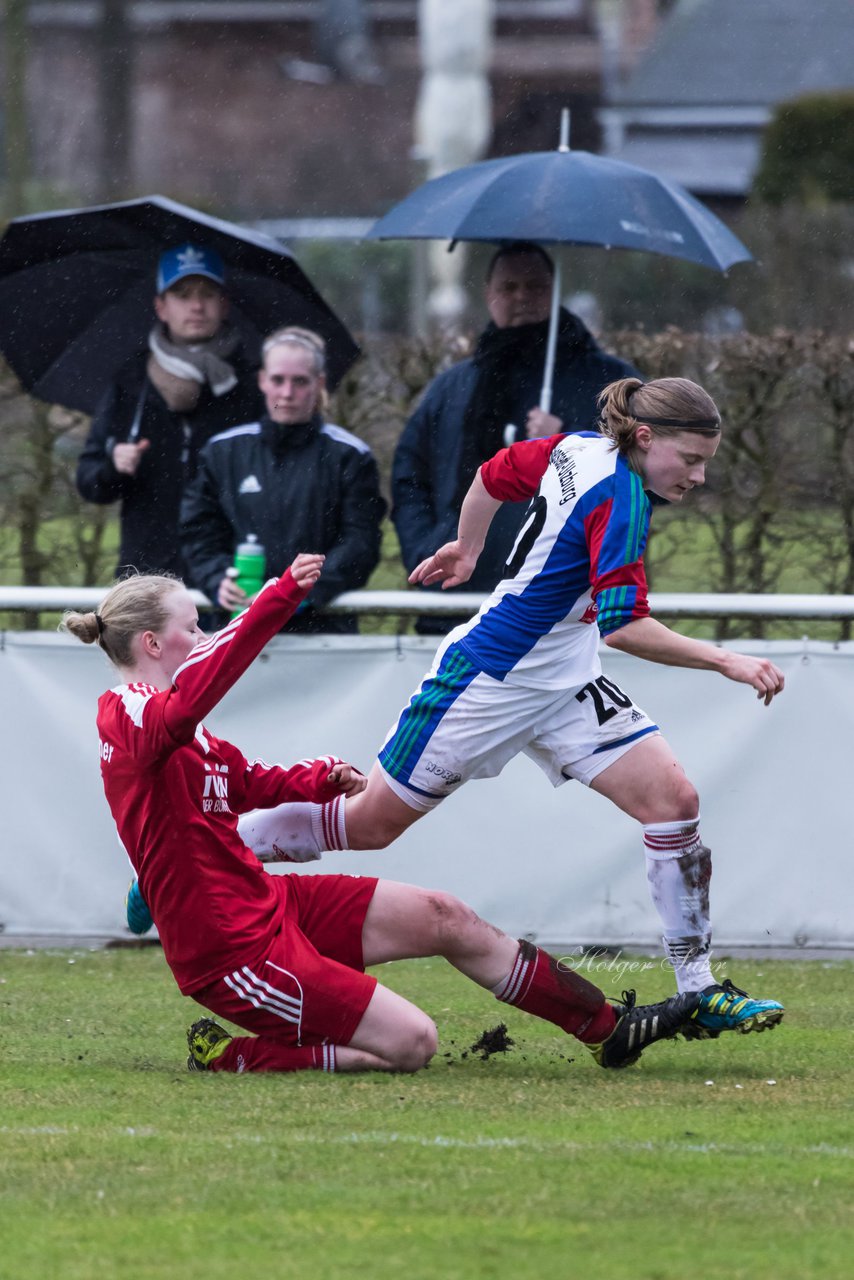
[{"left": 2, "top": 947, "right": 852, "bottom": 1280}]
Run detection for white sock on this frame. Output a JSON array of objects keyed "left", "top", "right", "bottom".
[
  {"left": 643, "top": 818, "right": 714, "bottom": 993},
  {"left": 237, "top": 798, "right": 348, "bottom": 863}
]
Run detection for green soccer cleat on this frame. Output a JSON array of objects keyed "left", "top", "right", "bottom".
[
  {"left": 187, "top": 1018, "right": 233, "bottom": 1072},
  {"left": 125, "top": 878, "right": 153, "bottom": 935},
  {"left": 590, "top": 989, "right": 701, "bottom": 1069},
  {"left": 682, "top": 979, "right": 785, "bottom": 1040}
]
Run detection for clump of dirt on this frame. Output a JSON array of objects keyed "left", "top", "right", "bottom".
[{"left": 469, "top": 1023, "right": 516, "bottom": 1060}]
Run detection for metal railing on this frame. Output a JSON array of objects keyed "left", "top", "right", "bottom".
[{"left": 3, "top": 586, "right": 854, "bottom": 621}]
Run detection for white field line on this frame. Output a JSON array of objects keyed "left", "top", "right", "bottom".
[
  {"left": 289, "top": 1133, "right": 854, "bottom": 1159},
  {"left": 1, "top": 1125, "right": 852, "bottom": 1160}
]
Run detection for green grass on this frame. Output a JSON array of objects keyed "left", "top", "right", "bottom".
[{"left": 1, "top": 948, "right": 852, "bottom": 1279}]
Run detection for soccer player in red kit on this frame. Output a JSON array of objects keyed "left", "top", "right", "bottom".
[{"left": 64, "top": 556, "right": 697, "bottom": 1074}]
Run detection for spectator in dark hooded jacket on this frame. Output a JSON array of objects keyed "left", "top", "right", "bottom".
[{"left": 392, "top": 242, "right": 640, "bottom": 633}]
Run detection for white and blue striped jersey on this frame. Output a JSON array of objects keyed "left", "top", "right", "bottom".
[{"left": 443, "top": 432, "right": 653, "bottom": 690}]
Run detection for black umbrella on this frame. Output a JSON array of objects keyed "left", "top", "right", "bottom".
[{"left": 0, "top": 194, "right": 360, "bottom": 413}]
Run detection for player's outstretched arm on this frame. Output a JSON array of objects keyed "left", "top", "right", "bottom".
[
  {"left": 409, "top": 471, "right": 501, "bottom": 589},
  {"left": 161, "top": 555, "right": 327, "bottom": 744},
  {"left": 604, "top": 616, "right": 784, "bottom": 706}
]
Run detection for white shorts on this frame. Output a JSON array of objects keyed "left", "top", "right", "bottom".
[{"left": 377, "top": 642, "right": 659, "bottom": 813}]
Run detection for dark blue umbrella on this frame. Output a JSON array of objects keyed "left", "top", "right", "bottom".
[
  {"left": 0, "top": 194, "right": 360, "bottom": 413},
  {"left": 368, "top": 113, "right": 752, "bottom": 410}
]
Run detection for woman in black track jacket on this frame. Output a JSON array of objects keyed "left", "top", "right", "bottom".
[{"left": 180, "top": 326, "right": 385, "bottom": 633}]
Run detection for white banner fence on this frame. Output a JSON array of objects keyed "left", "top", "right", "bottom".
[{"left": 2, "top": 591, "right": 853, "bottom": 950}]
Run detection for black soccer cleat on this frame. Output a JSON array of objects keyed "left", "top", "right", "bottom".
[{"left": 590, "top": 989, "right": 702, "bottom": 1069}]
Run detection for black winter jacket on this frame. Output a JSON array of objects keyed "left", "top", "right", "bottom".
[
  {"left": 392, "top": 314, "right": 639, "bottom": 617},
  {"left": 179, "top": 415, "right": 386, "bottom": 632},
  {"left": 76, "top": 349, "right": 262, "bottom": 576}
]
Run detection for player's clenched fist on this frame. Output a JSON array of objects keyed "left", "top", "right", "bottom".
[{"left": 290, "top": 553, "right": 325, "bottom": 587}]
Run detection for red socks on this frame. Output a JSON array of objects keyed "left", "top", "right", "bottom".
[
  {"left": 210, "top": 1038, "right": 336, "bottom": 1073},
  {"left": 492, "top": 940, "right": 616, "bottom": 1044}
]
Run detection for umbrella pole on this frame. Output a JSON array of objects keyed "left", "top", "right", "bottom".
[{"left": 539, "top": 258, "right": 561, "bottom": 415}]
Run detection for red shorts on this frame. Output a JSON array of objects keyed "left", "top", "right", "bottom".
[{"left": 192, "top": 873, "right": 379, "bottom": 1047}]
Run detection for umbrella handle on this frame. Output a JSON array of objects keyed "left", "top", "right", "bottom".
[
  {"left": 539, "top": 259, "right": 561, "bottom": 415},
  {"left": 128, "top": 383, "right": 148, "bottom": 442}
]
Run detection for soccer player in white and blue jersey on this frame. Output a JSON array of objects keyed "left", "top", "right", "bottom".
[{"left": 217, "top": 377, "right": 788, "bottom": 1041}]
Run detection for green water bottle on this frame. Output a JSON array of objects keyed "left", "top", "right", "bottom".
[{"left": 232, "top": 533, "right": 266, "bottom": 614}]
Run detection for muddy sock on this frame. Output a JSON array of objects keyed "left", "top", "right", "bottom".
[{"left": 644, "top": 819, "right": 713, "bottom": 993}]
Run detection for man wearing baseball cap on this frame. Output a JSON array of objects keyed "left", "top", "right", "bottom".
[{"left": 76, "top": 243, "right": 262, "bottom": 580}]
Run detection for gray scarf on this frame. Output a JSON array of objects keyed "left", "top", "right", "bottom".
[{"left": 148, "top": 321, "right": 241, "bottom": 407}]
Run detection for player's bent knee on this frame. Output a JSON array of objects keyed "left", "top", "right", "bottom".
[
  {"left": 423, "top": 890, "right": 479, "bottom": 951},
  {"left": 644, "top": 777, "right": 699, "bottom": 823},
  {"left": 389, "top": 1016, "right": 438, "bottom": 1073},
  {"left": 675, "top": 779, "right": 700, "bottom": 817}
]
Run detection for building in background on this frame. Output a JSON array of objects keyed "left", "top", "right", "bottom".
[
  {"left": 599, "top": 0, "right": 854, "bottom": 202},
  {"left": 9, "top": 0, "right": 664, "bottom": 219},
  {"left": 2, "top": 2, "right": 679, "bottom": 333}
]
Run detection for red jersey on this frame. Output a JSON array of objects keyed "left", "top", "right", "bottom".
[{"left": 96, "top": 572, "right": 345, "bottom": 994}]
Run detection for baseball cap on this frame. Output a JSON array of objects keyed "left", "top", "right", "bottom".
[{"left": 156, "top": 243, "right": 226, "bottom": 293}]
